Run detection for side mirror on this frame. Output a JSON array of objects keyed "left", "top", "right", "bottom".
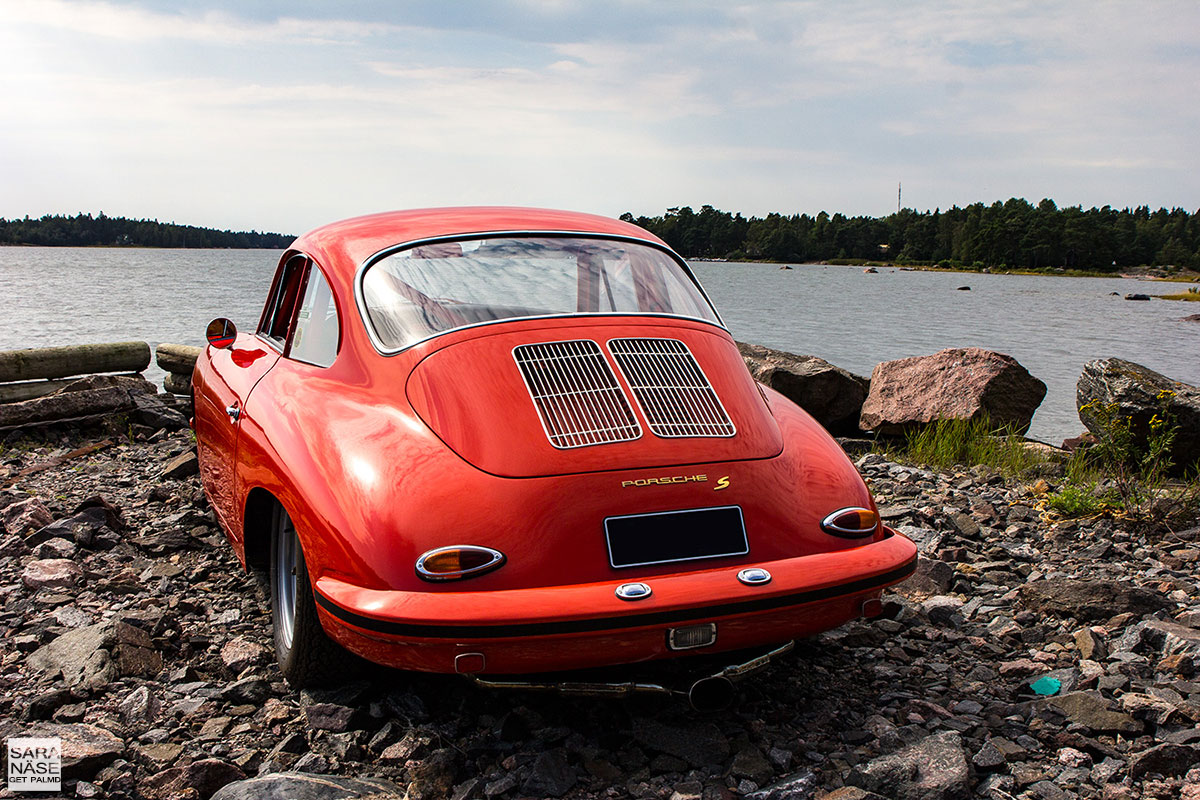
[{"left": 206, "top": 318, "right": 238, "bottom": 349}]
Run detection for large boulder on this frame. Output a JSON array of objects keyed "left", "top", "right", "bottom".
[
  {"left": 737, "top": 342, "right": 869, "bottom": 434},
  {"left": 1076, "top": 358, "right": 1200, "bottom": 473},
  {"left": 27, "top": 619, "right": 162, "bottom": 688},
  {"left": 859, "top": 348, "right": 1046, "bottom": 435}
]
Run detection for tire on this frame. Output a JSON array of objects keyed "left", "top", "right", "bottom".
[{"left": 269, "top": 504, "right": 354, "bottom": 687}]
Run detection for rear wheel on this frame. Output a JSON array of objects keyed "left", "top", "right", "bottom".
[{"left": 269, "top": 505, "right": 353, "bottom": 687}]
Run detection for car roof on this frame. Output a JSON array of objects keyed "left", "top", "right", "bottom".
[{"left": 291, "top": 207, "right": 672, "bottom": 285}]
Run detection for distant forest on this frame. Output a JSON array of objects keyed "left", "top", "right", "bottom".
[
  {"left": 0, "top": 213, "right": 293, "bottom": 249},
  {"left": 622, "top": 198, "right": 1200, "bottom": 272}
]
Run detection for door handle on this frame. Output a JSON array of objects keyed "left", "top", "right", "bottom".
[{"left": 225, "top": 404, "right": 241, "bottom": 423}]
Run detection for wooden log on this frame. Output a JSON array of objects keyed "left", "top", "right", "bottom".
[
  {"left": 0, "top": 386, "right": 136, "bottom": 429},
  {"left": 0, "top": 374, "right": 157, "bottom": 429},
  {"left": 156, "top": 343, "right": 202, "bottom": 376},
  {"left": 163, "top": 372, "right": 192, "bottom": 395},
  {"left": 0, "top": 374, "right": 139, "bottom": 404},
  {"left": 0, "top": 342, "right": 151, "bottom": 382}
]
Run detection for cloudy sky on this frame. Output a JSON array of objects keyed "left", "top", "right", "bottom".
[{"left": 3, "top": 1, "right": 1198, "bottom": 234}]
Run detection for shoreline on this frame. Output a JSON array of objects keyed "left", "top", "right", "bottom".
[{"left": 692, "top": 258, "right": 1200, "bottom": 283}]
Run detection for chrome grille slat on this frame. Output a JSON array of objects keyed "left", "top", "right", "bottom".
[
  {"left": 608, "top": 338, "right": 736, "bottom": 438},
  {"left": 513, "top": 340, "right": 642, "bottom": 449}
]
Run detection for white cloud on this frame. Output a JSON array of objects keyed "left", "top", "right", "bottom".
[
  {"left": 0, "top": 0, "right": 1197, "bottom": 229},
  {"left": 5, "top": 0, "right": 395, "bottom": 44}
]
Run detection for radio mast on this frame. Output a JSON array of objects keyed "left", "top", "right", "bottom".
[{"left": 898, "top": 182, "right": 902, "bottom": 213}]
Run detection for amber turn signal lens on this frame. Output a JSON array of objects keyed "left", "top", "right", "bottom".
[
  {"left": 416, "top": 545, "right": 506, "bottom": 581},
  {"left": 820, "top": 507, "right": 879, "bottom": 538}
]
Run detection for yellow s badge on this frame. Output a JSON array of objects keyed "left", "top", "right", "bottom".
[{"left": 714, "top": 476, "right": 730, "bottom": 491}]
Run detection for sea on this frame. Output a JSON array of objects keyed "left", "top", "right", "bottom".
[{"left": 1, "top": 246, "right": 1197, "bottom": 445}]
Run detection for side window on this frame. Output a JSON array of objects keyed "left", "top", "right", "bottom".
[
  {"left": 259, "top": 255, "right": 308, "bottom": 347},
  {"left": 289, "top": 264, "right": 340, "bottom": 368}
]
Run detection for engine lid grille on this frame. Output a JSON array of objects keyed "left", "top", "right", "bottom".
[
  {"left": 513, "top": 339, "right": 642, "bottom": 449},
  {"left": 608, "top": 337, "right": 736, "bottom": 438}
]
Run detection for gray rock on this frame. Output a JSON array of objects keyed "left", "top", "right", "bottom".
[
  {"left": 27, "top": 620, "right": 160, "bottom": 688},
  {"left": 303, "top": 703, "right": 361, "bottom": 733},
  {"left": 860, "top": 347, "right": 1046, "bottom": 434},
  {"left": 220, "top": 637, "right": 269, "bottom": 673},
  {"left": 21, "top": 722, "right": 124, "bottom": 779},
  {"left": 221, "top": 677, "right": 270, "bottom": 704},
  {"left": 32, "top": 536, "right": 77, "bottom": 559},
  {"left": 21, "top": 557, "right": 84, "bottom": 590},
  {"left": 1077, "top": 357, "right": 1200, "bottom": 474},
  {"left": 140, "top": 759, "right": 245, "bottom": 800},
  {"left": 632, "top": 720, "right": 731, "bottom": 768},
  {"left": 903, "top": 558, "right": 956, "bottom": 594},
  {"left": 738, "top": 342, "right": 869, "bottom": 434},
  {"left": 3, "top": 497, "right": 53, "bottom": 536},
  {"left": 160, "top": 450, "right": 199, "bottom": 480},
  {"left": 846, "top": 731, "right": 969, "bottom": 800},
  {"left": 132, "top": 392, "right": 188, "bottom": 431},
  {"left": 119, "top": 685, "right": 160, "bottom": 726},
  {"left": 1042, "top": 692, "right": 1141, "bottom": 734},
  {"left": 1128, "top": 743, "right": 1200, "bottom": 779},
  {"left": 1017, "top": 579, "right": 1171, "bottom": 622},
  {"left": 1117, "top": 618, "right": 1200, "bottom": 657},
  {"left": 1074, "top": 627, "right": 1107, "bottom": 660},
  {"left": 922, "top": 596, "right": 965, "bottom": 627},
  {"left": 745, "top": 769, "right": 820, "bottom": 799},
  {"left": 31, "top": 506, "right": 118, "bottom": 548},
  {"left": 406, "top": 748, "right": 459, "bottom": 800},
  {"left": 730, "top": 746, "right": 775, "bottom": 785},
  {"left": 521, "top": 748, "right": 577, "bottom": 797}
]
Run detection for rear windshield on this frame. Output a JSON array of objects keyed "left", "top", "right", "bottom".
[{"left": 360, "top": 236, "right": 720, "bottom": 351}]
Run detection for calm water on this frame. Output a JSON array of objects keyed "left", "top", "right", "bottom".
[{"left": 2, "top": 247, "right": 1197, "bottom": 443}]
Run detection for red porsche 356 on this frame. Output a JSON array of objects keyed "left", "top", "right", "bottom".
[{"left": 192, "top": 207, "right": 916, "bottom": 704}]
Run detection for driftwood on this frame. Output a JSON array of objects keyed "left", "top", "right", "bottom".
[
  {"left": 155, "top": 343, "right": 202, "bottom": 376},
  {"left": 1, "top": 439, "right": 114, "bottom": 489},
  {"left": 0, "top": 342, "right": 151, "bottom": 383},
  {"left": 0, "top": 374, "right": 193, "bottom": 433},
  {"left": 0, "top": 385, "right": 141, "bottom": 429},
  {"left": 0, "top": 374, "right": 140, "bottom": 404}
]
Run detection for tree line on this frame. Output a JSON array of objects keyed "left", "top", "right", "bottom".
[
  {"left": 0, "top": 213, "right": 293, "bottom": 249},
  {"left": 621, "top": 199, "right": 1200, "bottom": 272}
]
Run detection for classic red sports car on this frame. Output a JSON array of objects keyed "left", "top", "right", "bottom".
[{"left": 193, "top": 207, "right": 916, "bottom": 703}]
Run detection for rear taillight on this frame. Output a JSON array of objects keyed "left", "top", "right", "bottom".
[
  {"left": 820, "top": 507, "right": 879, "bottom": 538},
  {"left": 416, "top": 545, "right": 506, "bottom": 581}
]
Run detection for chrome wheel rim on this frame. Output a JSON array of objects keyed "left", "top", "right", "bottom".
[{"left": 275, "top": 512, "right": 299, "bottom": 650}]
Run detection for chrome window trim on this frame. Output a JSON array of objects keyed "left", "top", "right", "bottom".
[
  {"left": 287, "top": 258, "right": 343, "bottom": 369},
  {"left": 353, "top": 230, "right": 727, "bottom": 356}
]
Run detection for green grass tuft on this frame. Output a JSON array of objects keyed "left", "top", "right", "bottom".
[{"left": 896, "top": 416, "right": 1046, "bottom": 478}]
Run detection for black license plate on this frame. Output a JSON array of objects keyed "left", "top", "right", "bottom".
[{"left": 605, "top": 506, "right": 748, "bottom": 568}]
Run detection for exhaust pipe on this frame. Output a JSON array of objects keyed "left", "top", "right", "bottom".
[{"left": 687, "top": 676, "right": 735, "bottom": 711}]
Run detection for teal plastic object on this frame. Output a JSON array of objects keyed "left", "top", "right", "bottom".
[{"left": 1030, "top": 676, "right": 1062, "bottom": 696}]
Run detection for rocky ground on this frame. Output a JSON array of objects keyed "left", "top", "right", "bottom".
[{"left": 1, "top": 424, "right": 1199, "bottom": 800}]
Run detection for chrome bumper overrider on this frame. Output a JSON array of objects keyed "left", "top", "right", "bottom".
[{"left": 468, "top": 640, "right": 794, "bottom": 701}]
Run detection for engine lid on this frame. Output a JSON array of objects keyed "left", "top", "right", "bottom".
[{"left": 406, "top": 321, "right": 783, "bottom": 478}]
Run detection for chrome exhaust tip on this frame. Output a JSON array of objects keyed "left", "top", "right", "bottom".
[{"left": 687, "top": 676, "right": 735, "bottom": 711}]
